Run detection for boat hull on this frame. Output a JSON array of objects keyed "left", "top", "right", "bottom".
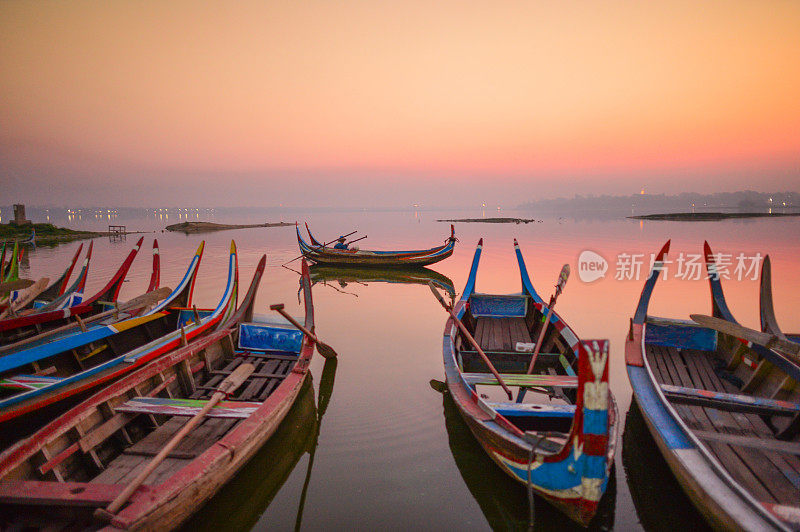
[{"left": 297, "top": 224, "right": 456, "bottom": 268}]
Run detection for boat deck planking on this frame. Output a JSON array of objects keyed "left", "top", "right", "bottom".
[
  {"left": 474, "top": 317, "right": 532, "bottom": 352},
  {"left": 645, "top": 344, "right": 800, "bottom": 504},
  {"left": 89, "top": 352, "right": 299, "bottom": 489}
]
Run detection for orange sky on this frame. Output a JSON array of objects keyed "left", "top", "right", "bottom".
[{"left": 1, "top": 1, "right": 799, "bottom": 206}]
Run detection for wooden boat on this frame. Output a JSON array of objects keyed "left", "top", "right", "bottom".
[
  {"left": 0, "top": 237, "right": 145, "bottom": 344},
  {"left": 0, "top": 241, "right": 162, "bottom": 358},
  {"left": 185, "top": 355, "right": 338, "bottom": 532},
  {"left": 309, "top": 263, "right": 456, "bottom": 297},
  {"left": 0, "top": 240, "right": 219, "bottom": 427},
  {"left": 27, "top": 243, "right": 85, "bottom": 308},
  {"left": 441, "top": 239, "right": 617, "bottom": 527},
  {"left": 625, "top": 241, "right": 800, "bottom": 531},
  {"left": 0, "top": 258, "right": 321, "bottom": 531},
  {"left": 2, "top": 242, "right": 20, "bottom": 283},
  {"left": 297, "top": 222, "right": 456, "bottom": 267},
  {"left": 27, "top": 241, "right": 94, "bottom": 315}
]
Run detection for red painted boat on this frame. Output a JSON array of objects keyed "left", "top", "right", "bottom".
[
  {"left": 0, "top": 259, "right": 321, "bottom": 531},
  {"left": 0, "top": 237, "right": 146, "bottom": 344}
]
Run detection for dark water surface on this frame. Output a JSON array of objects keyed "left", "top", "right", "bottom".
[{"left": 17, "top": 209, "right": 800, "bottom": 530}]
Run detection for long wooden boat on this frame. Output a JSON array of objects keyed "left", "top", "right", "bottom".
[
  {"left": 0, "top": 240, "right": 221, "bottom": 427},
  {"left": 309, "top": 263, "right": 456, "bottom": 297},
  {"left": 625, "top": 241, "right": 800, "bottom": 531},
  {"left": 297, "top": 222, "right": 456, "bottom": 267},
  {"left": 0, "top": 237, "right": 145, "bottom": 344},
  {"left": 0, "top": 258, "right": 321, "bottom": 531},
  {"left": 442, "top": 239, "right": 617, "bottom": 527},
  {"left": 0, "top": 243, "right": 83, "bottom": 314},
  {"left": 28, "top": 243, "right": 85, "bottom": 308}
]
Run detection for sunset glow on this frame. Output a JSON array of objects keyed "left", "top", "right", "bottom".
[{"left": 2, "top": 1, "right": 799, "bottom": 207}]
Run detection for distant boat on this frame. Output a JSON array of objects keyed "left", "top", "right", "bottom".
[
  {"left": 440, "top": 239, "right": 617, "bottom": 527},
  {"left": 625, "top": 241, "right": 800, "bottom": 531},
  {"left": 297, "top": 222, "right": 456, "bottom": 268},
  {"left": 18, "top": 228, "right": 35, "bottom": 246}
]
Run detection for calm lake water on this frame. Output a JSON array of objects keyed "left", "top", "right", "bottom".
[{"left": 16, "top": 209, "right": 800, "bottom": 530}]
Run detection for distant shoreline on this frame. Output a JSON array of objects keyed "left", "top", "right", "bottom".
[
  {"left": 165, "top": 221, "right": 294, "bottom": 234},
  {"left": 437, "top": 217, "right": 540, "bottom": 224},
  {"left": 628, "top": 212, "right": 800, "bottom": 221}
]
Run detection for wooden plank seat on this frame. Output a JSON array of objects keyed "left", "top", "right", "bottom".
[
  {"left": 460, "top": 350, "right": 574, "bottom": 375},
  {"left": 486, "top": 402, "right": 576, "bottom": 418},
  {"left": 115, "top": 397, "right": 261, "bottom": 419},
  {"left": 462, "top": 372, "right": 578, "bottom": 388},
  {"left": 0, "top": 374, "right": 64, "bottom": 391},
  {"left": 661, "top": 384, "right": 800, "bottom": 417},
  {"left": 693, "top": 430, "right": 800, "bottom": 456}
]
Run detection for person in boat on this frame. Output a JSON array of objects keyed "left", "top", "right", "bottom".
[{"left": 333, "top": 236, "right": 349, "bottom": 250}]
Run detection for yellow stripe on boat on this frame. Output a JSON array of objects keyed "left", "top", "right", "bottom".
[{"left": 109, "top": 312, "right": 169, "bottom": 333}]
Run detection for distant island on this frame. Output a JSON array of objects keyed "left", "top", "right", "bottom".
[
  {"left": 437, "top": 217, "right": 540, "bottom": 224},
  {"left": 519, "top": 190, "right": 799, "bottom": 215},
  {"left": 165, "top": 221, "right": 293, "bottom": 234},
  {"left": 629, "top": 212, "right": 800, "bottom": 221},
  {"left": 0, "top": 223, "right": 137, "bottom": 245}
]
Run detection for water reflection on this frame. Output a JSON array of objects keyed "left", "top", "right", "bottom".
[
  {"left": 621, "top": 401, "right": 709, "bottom": 531},
  {"left": 436, "top": 387, "right": 617, "bottom": 531},
  {"left": 309, "top": 265, "right": 456, "bottom": 298},
  {"left": 182, "top": 357, "right": 338, "bottom": 531}
]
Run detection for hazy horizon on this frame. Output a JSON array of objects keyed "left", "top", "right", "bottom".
[{"left": 2, "top": 1, "right": 799, "bottom": 208}]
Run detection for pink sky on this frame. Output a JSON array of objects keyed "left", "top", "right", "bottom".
[{"left": 1, "top": 1, "right": 799, "bottom": 208}]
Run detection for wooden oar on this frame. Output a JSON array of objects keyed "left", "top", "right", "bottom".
[
  {"left": 270, "top": 303, "right": 337, "bottom": 358},
  {"left": 517, "top": 264, "right": 570, "bottom": 403},
  {"left": 0, "top": 287, "right": 172, "bottom": 354},
  {"left": 95, "top": 363, "right": 256, "bottom": 521},
  {"left": 284, "top": 230, "right": 358, "bottom": 265},
  {"left": 428, "top": 282, "right": 513, "bottom": 400},
  {"left": 343, "top": 234, "right": 368, "bottom": 247},
  {"left": 0, "top": 278, "right": 50, "bottom": 320},
  {"left": 690, "top": 314, "right": 800, "bottom": 365}
]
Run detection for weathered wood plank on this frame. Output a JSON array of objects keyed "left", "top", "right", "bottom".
[{"left": 694, "top": 431, "right": 800, "bottom": 456}]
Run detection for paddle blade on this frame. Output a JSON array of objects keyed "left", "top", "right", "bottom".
[{"left": 316, "top": 341, "right": 338, "bottom": 359}]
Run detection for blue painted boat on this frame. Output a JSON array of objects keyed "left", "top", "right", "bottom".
[
  {"left": 625, "top": 241, "right": 800, "bottom": 531},
  {"left": 441, "top": 239, "right": 617, "bottom": 527},
  {"left": 0, "top": 241, "right": 235, "bottom": 427},
  {"left": 298, "top": 223, "right": 456, "bottom": 268}
]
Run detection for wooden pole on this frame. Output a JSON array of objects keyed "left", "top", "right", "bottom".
[
  {"left": 690, "top": 314, "right": 800, "bottom": 364},
  {"left": 270, "top": 303, "right": 337, "bottom": 359},
  {"left": 517, "top": 265, "right": 569, "bottom": 403},
  {"left": 284, "top": 230, "right": 358, "bottom": 265},
  {"left": 95, "top": 363, "right": 256, "bottom": 521},
  {"left": 428, "top": 283, "right": 513, "bottom": 400}
]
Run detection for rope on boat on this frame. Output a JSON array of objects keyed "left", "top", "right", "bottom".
[{"left": 525, "top": 433, "right": 547, "bottom": 530}]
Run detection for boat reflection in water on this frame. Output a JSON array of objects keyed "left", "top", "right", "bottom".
[
  {"left": 436, "top": 384, "right": 616, "bottom": 531},
  {"left": 309, "top": 265, "right": 456, "bottom": 298},
  {"left": 622, "top": 401, "right": 709, "bottom": 531},
  {"left": 181, "top": 356, "right": 338, "bottom": 532}
]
